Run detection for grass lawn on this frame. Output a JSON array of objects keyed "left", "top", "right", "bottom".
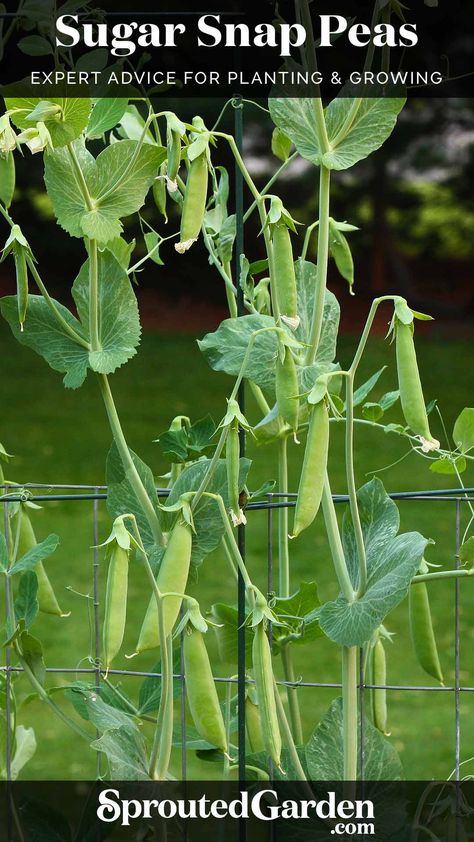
[{"left": 0, "top": 321, "right": 473, "bottom": 781}]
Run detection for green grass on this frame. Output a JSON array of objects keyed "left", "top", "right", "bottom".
[{"left": 1, "top": 322, "right": 473, "bottom": 781}]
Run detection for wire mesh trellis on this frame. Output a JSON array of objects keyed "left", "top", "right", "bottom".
[{"left": 1, "top": 483, "right": 473, "bottom": 786}]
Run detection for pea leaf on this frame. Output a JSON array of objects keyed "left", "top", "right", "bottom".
[
  {"left": 430, "top": 457, "right": 467, "bottom": 475},
  {"left": 453, "top": 408, "right": 474, "bottom": 453},
  {"left": 305, "top": 697, "right": 403, "bottom": 780},
  {"left": 210, "top": 603, "right": 252, "bottom": 663},
  {"left": 18, "top": 35, "right": 53, "bottom": 56},
  {"left": 164, "top": 457, "right": 251, "bottom": 566},
  {"left": 6, "top": 97, "right": 91, "bottom": 147},
  {"left": 0, "top": 151, "right": 15, "bottom": 208},
  {"left": 137, "top": 651, "right": 182, "bottom": 716},
  {"left": 353, "top": 367, "right": 386, "bottom": 407},
  {"left": 362, "top": 402, "right": 384, "bottom": 422},
  {"left": 271, "top": 581, "right": 322, "bottom": 648},
  {"left": 269, "top": 95, "right": 405, "bottom": 171},
  {"left": 379, "top": 390, "right": 400, "bottom": 411},
  {"left": 13, "top": 797, "right": 70, "bottom": 841},
  {"left": 0, "top": 295, "right": 89, "bottom": 389},
  {"left": 72, "top": 250, "right": 141, "bottom": 375},
  {"left": 460, "top": 537, "right": 474, "bottom": 566},
  {"left": 14, "top": 571, "right": 38, "bottom": 628},
  {"left": 19, "top": 631, "right": 45, "bottom": 685},
  {"left": 86, "top": 98, "right": 128, "bottom": 138},
  {"left": 10, "top": 725, "right": 37, "bottom": 781},
  {"left": 44, "top": 139, "right": 165, "bottom": 245},
  {"left": 271, "top": 126, "right": 292, "bottom": 161},
  {"left": 198, "top": 314, "right": 278, "bottom": 392},
  {"left": 92, "top": 728, "right": 149, "bottom": 780},
  {"left": 106, "top": 443, "right": 161, "bottom": 553},
  {"left": 9, "top": 533, "right": 60, "bottom": 575},
  {"left": 0, "top": 532, "right": 8, "bottom": 572},
  {"left": 295, "top": 260, "right": 340, "bottom": 362},
  {"left": 318, "top": 479, "right": 430, "bottom": 647}
]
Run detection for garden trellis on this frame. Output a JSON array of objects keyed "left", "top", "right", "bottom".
[{"left": 1, "top": 481, "right": 473, "bottom": 784}]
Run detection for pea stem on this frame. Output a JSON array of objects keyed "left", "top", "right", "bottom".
[
  {"left": 67, "top": 143, "right": 94, "bottom": 212},
  {"left": 321, "top": 475, "right": 355, "bottom": 603},
  {"left": 412, "top": 569, "right": 474, "bottom": 584},
  {"left": 305, "top": 165, "right": 331, "bottom": 365},
  {"left": 342, "top": 646, "right": 358, "bottom": 780},
  {"left": 345, "top": 375, "right": 368, "bottom": 597},
  {"left": 280, "top": 643, "right": 304, "bottom": 746},
  {"left": 98, "top": 374, "right": 164, "bottom": 547},
  {"left": 273, "top": 677, "right": 312, "bottom": 789},
  {"left": 243, "top": 152, "right": 299, "bottom": 223},
  {"left": 89, "top": 239, "right": 100, "bottom": 353},
  {"left": 278, "top": 435, "right": 290, "bottom": 597}
]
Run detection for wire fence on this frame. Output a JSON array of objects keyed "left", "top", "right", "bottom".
[{"left": 1, "top": 483, "right": 473, "bottom": 786}]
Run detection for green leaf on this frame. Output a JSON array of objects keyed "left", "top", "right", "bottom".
[
  {"left": 18, "top": 35, "right": 53, "bottom": 56},
  {"left": 198, "top": 314, "right": 278, "bottom": 392},
  {"left": 143, "top": 231, "right": 164, "bottom": 266},
  {"left": 0, "top": 295, "right": 89, "bottom": 388},
  {"left": 106, "top": 443, "right": 161, "bottom": 553},
  {"left": 44, "top": 139, "right": 165, "bottom": 244},
  {"left": 6, "top": 97, "right": 91, "bottom": 147},
  {"left": 269, "top": 95, "right": 405, "bottom": 171},
  {"left": 105, "top": 237, "right": 135, "bottom": 270},
  {"left": 429, "top": 456, "right": 467, "bottom": 476},
  {"left": 271, "top": 126, "right": 292, "bottom": 161},
  {"left": 319, "top": 479, "right": 429, "bottom": 646},
  {"left": 305, "top": 697, "right": 403, "bottom": 780},
  {"left": 353, "top": 367, "right": 386, "bottom": 407},
  {"left": 271, "top": 582, "right": 322, "bottom": 648},
  {"left": 295, "top": 260, "right": 340, "bottom": 362},
  {"left": 164, "top": 457, "right": 251, "bottom": 565},
  {"left": 19, "top": 631, "right": 45, "bottom": 685},
  {"left": 86, "top": 98, "right": 128, "bottom": 138},
  {"left": 137, "top": 651, "right": 182, "bottom": 716},
  {"left": 91, "top": 727, "right": 149, "bottom": 780},
  {"left": 10, "top": 725, "right": 37, "bottom": 781},
  {"left": 362, "top": 402, "right": 384, "bottom": 422},
  {"left": 10, "top": 533, "right": 60, "bottom": 575},
  {"left": 210, "top": 603, "right": 252, "bottom": 663},
  {"left": 453, "top": 408, "right": 474, "bottom": 453},
  {"left": 459, "top": 537, "right": 474, "bottom": 566},
  {"left": 72, "top": 250, "right": 141, "bottom": 375},
  {"left": 14, "top": 571, "right": 38, "bottom": 628},
  {"left": 379, "top": 390, "right": 400, "bottom": 411},
  {"left": 0, "top": 151, "right": 15, "bottom": 208},
  {"left": 63, "top": 681, "right": 133, "bottom": 721}
]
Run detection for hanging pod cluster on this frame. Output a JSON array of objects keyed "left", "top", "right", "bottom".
[{"left": 136, "top": 518, "right": 192, "bottom": 654}]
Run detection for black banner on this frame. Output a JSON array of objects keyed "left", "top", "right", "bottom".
[
  {"left": 0, "top": 0, "right": 473, "bottom": 98},
  {"left": 0, "top": 780, "right": 473, "bottom": 841}
]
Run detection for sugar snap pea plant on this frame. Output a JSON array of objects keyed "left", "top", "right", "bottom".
[{"left": 1, "top": 12, "right": 474, "bottom": 787}]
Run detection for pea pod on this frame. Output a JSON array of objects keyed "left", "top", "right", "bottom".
[
  {"left": 329, "top": 218, "right": 354, "bottom": 292},
  {"left": 175, "top": 152, "right": 208, "bottom": 254},
  {"left": 372, "top": 637, "right": 388, "bottom": 735},
  {"left": 245, "top": 690, "right": 265, "bottom": 754},
  {"left": 252, "top": 622, "right": 282, "bottom": 769},
  {"left": 103, "top": 544, "right": 129, "bottom": 672},
  {"left": 226, "top": 416, "right": 242, "bottom": 525},
  {"left": 15, "top": 504, "right": 65, "bottom": 617},
  {"left": 276, "top": 346, "right": 299, "bottom": 433},
  {"left": 13, "top": 243, "right": 28, "bottom": 330},
  {"left": 184, "top": 627, "right": 227, "bottom": 753},
  {"left": 271, "top": 222, "right": 298, "bottom": 327},
  {"left": 136, "top": 519, "right": 192, "bottom": 653},
  {"left": 291, "top": 400, "right": 329, "bottom": 538},
  {"left": 153, "top": 164, "right": 168, "bottom": 222},
  {"left": 0, "top": 150, "right": 15, "bottom": 208},
  {"left": 166, "top": 127, "right": 181, "bottom": 186},
  {"left": 395, "top": 319, "right": 438, "bottom": 448},
  {"left": 409, "top": 581, "right": 444, "bottom": 684}
]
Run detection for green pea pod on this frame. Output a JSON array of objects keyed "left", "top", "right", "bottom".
[
  {"left": 0, "top": 150, "right": 15, "bottom": 208},
  {"left": 184, "top": 627, "right": 228, "bottom": 753},
  {"left": 395, "top": 319, "right": 438, "bottom": 448},
  {"left": 372, "top": 637, "right": 388, "bottom": 735},
  {"left": 329, "top": 219, "right": 354, "bottom": 292},
  {"left": 271, "top": 222, "right": 298, "bottom": 327},
  {"left": 103, "top": 544, "right": 129, "bottom": 672},
  {"left": 153, "top": 164, "right": 168, "bottom": 222},
  {"left": 276, "top": 346, "right": 299, "bottom": 433},
  {"left": 136, "top": 519, "right": 192, "bottom": 653},
  {"left": 15, "top": 504, "right": 65, "bottom": 617},
  {"left": 13, "top": 243, "right": 28, "bottom": 330},
  {"left": 166, "top": 127, "right": 181, "bottom": 186},
  {"left": 409, "top": 582, "right": 444, "bottom": 684},
  {"left": 175, "top": 152, "right": 208, "bottom": 254},
  {"left": 291, "top": 400, "right": 329, "bottom": 538},
  {"left": 245, "top": 693, "right": 265, "bottom": 754},
  {"left": 226, "top": 417, "right": 242, "bottom": 525},
  {"left": 252, "top": 623, "right": 282, "bottom": 770}
]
